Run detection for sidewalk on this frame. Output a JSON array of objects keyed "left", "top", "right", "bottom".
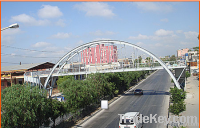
[
  {"left": 168, "top": 75, "right": 199, "bottom": 128},
  {"left": 181, "top": 75, "right": 199, "bottom": 128}
]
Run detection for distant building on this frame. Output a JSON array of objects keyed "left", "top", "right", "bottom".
[
  {"left": 177, "top": 48, "right": 189, "bottom": 58},
  {"left": 186, "top": 50, "right": 199, "bottom": 73},
  {"left": 187, "top": 50, "right": 199, "bottom": 62},
  {"left": 81, "top": 44, "right": 118, "bottom": 65},
  {"left": 1, "top": 62, "right": 55, "bottom": 90}
]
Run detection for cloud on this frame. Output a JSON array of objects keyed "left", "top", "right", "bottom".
[
  {"left": 155, "top": 43, "right": 163, "bottom": 47},
  {"left": 10, "top": 14, "right": 50, "bottom": 26},
  {"left": 64, "top": 47, "right": 73, "bottom": 51},
  {"left": 41, "top": 46, "right": 72, "bottom": 57},
  {"left": 76, "top": 40, "right": 84, "bottom": 45},
  {"left": 129, "top": 34, "right": 149, "bottom": 40},
  {"left": 179, "top": 41, "right": 196, "bottom": 47},
  {"left": 93, "top": 38, "right": 111, "bottom": 41},
  {"left": 180, "top": 42, "right": 189, "bottom": 45},
  {"left": 129, "top": 29, "right": 177, "bottom": 41},
  {"left": 51, "top": 33, "right": 70, "bottom": 39},
  {"left": 184, "top": 31, "right": 198, "bottom": 40},
  {"left": 93, "top": 31, "right": 103, "bottom": 36},
  {"left": 146, "top": 43, "right": 163, "bottom": 49},
  {"left": 154, "top": 29, "right": 174, "bottom": 36},
  {"left": 164, "top": 44, "right": 174, "bottom": 48},
  {"left": 160, "top": 18, "right": 168, "bottom": 22},
  {"left": 32, "top": 42, "right": 51, "bottom": 48},
  {"left": 1, "top": 36, "right": 15, "bottom": 45},
  {"left": 104, "top": 31, "right": 115, "bottom": 35},
  {"left": 134, "top": 2, "right": 173, "bottom": 13},
  {"left": 176, "top": 30, "right": 183, "bottom": 34},
  {"left": 42, "top": 46, "right": 59, "bottom": 51},
  {"left": 56, "top": 19, "right": 66, "bottom": 27},
  {"left": 151, "top": 34, "right": 177, "bottom": 41},
  {"left": 136, "top": 42, "right": 144, "bottom": 46},
  {"left": 92, "top": 30, "right": 115, "bottom": 36},
  {"left": 38, "top": 5, "right": 63, "bottom": 18},
  {"left": 11, "top": 53, "right": 16, "bottom": 56},
  {"left": 1, "top": 29, "right": 23, "bottom": 45},
  {"left": 74, "top": 2, "right": 115, "bottom": 17},
  {"left": 1, "top": 28, "right": 23, "bottom": 36}
]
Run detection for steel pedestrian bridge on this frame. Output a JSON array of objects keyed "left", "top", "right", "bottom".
[{"left": 23, "top": 40, "right": 186, "bottom": 96}]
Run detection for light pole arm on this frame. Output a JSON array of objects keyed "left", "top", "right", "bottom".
[
  {"left": 1, "top": 23, "right": 19, "bottom": 31},
  {"left": 1, "top": 27, "right": 9, "bottom": 31}
]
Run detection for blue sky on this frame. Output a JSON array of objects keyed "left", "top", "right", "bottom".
[{"left": 1, "top": 2, "right": 199, "bottom": 66}]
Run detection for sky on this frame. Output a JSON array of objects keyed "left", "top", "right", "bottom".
[{"left": 1, "top": 2, "right": 199, "bottom": 66}]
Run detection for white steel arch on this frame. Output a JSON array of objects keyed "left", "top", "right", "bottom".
[{"left": 44, "top": 40, "right": 180, "bottom": 96}]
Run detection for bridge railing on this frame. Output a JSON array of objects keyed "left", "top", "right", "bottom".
[{"left": 24, "top": 61, "right": 186, "bottom": 78}]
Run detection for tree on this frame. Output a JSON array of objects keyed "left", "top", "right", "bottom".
[
  {"left": 169, "top": 87, "right": 186, "bottom": 116},
  {"left": 134, "top": 57, "right": 142, "bottom": 64},
  {"left": 145, "top": 57, "right": 151, "bottom": 63},
  {"left": 138, "top": 56, "right": 142, "bottom": 63},
  {"left": 185, "top": 71, "right": 191, "bottom": 81},
  {"left": 57, "top": 71, "right": 151, "bottom": 116},
  {"left": 169, "top": 101, "right": 186, "bottom": 116},
  {"left": 58, "top": 75, "right": 105, "bottom": 114},
  {"left": 170, "top": 87, "right": 186, "bottom": 102},
  {"left": 106, "top": 73, "right": 123, "bottom": 94},
  {"left": 56, "top": 75, "right": 74, "bottom": 87},
  {"left": 170, "top": 55, "right": 176, "bottom": 61},
  {"left": 1, "top": 84, "right": 49, "bottom": 128},
  {"left": 193, "top": 46, "right": 199, "bottom": 52},
  {"left": 87, "top": 73, "right": 114, "bottom": 99},
  {"left": 46, "top": 99, "right": 67, "bottom": 128}
]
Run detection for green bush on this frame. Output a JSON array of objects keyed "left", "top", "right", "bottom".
[
  {"left": 169, "top": 101, "right": 186, "bottom": 116},
  {"left": 1, "top": 84, "right": 67, "bottom": 128},
  {"left": 185, "top": 71, "right": 191, "bottom": 80},
  {"left": 169, "top": 87, "right": 186, "bottom": 116},
  {"left": 114, "top": 90, "right": 119, "bottom": 95},
  {"left": 57, "top": 71, "right": 151, "bottom": 114},
  {"left": 170, "top": 87, "right": 186, "bottom": 103}
]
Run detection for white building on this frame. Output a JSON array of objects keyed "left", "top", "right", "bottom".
[{"left": 186, "top": 50, "right": 199, "bottom": 73}]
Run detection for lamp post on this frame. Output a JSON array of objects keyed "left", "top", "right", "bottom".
[
  {"left": 2, "top": 23, "right": 19, "bottom": 87},
  {"left": 1, "top": 23, "right": 19, "bottom": 31}
]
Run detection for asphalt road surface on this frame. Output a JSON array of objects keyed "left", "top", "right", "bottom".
[{"left": 77, "top": 69, "right": 171, "bottom": 128}]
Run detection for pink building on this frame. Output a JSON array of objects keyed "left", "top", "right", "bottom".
[
  {"left": 177, "top": 48, "right": 189, "bottom": 58},
  {"left": 81, "top": 44, "right": 118, "bottom": 65}
]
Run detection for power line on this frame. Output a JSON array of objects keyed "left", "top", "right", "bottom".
[
  {"left": 1, "top": 61, "right": 30, "bottom": 64},
  {"left": 1, "top": 44, "right": 67, "bottom": 53},
  {"left": 1, "top": 53, "right": 60, "bottom": 59}
]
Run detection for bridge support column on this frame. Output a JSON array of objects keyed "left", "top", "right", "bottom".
[{"left": 175, "top": 68, "right": 186, "bottom": 91}]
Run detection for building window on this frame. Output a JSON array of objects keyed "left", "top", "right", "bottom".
[
  {"left": 7, "top": 82, "right": 11, "bottom": 87},
  {"left": 1, "top": 82, "right": 5, "bottom": 87}
]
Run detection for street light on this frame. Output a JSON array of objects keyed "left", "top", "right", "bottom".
[{"left": 1, "top": 23, "right": 19, "bottom": 31}]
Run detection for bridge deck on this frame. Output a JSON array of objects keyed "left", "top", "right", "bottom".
[{"left": 37, "top": 65, "right": 186, "bottom": 78}]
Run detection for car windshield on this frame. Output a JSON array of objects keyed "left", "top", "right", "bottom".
[
  {"left": 135, "top": 89, "right": 141, "bottom": 91},
  {"left": 120, "top": 119, "right": 134, "bottom": 125}
]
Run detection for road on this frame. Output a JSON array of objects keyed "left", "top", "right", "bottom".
[{"left": 76, "top": 69, "right": 172, "bottom": 128}]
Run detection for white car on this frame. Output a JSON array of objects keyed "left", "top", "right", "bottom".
[{"left": 119, "top": 112, "right": 143, "bottom": 128}]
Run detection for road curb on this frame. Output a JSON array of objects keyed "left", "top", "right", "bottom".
[
  {"left": 73, "top": 70, "right": 158, "bottom": 128},
  {"left": 166, "top": 77, "right": 175, "bottom": 128}
]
